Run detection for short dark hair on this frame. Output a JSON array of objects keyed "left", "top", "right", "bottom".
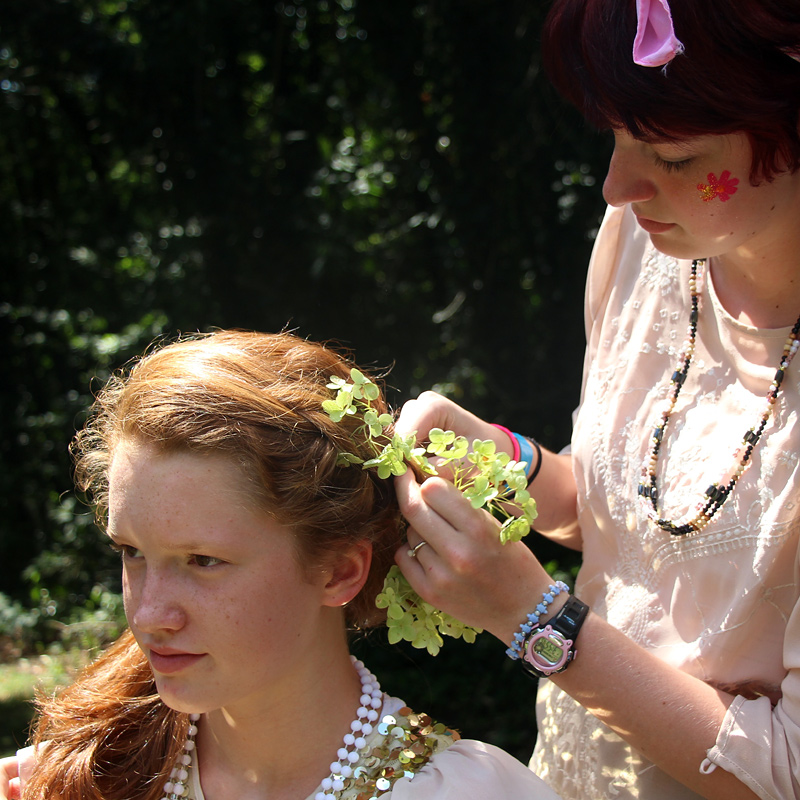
[{"left": 542, "top": 0, "right": 800, "bottom": 182}]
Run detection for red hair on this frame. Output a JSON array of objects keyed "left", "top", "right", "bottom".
[
  {"left": 26, "top": 631, "right": 189, "bottom": 800},
  {"left": 542, "top": 0, "right": 800, "bottom": 181},
  {"left": 72, "top": 330, "right": 402, "bottom": 629},
  {"left": 24, "top": 331, "right": 405, "bottom": 800}
]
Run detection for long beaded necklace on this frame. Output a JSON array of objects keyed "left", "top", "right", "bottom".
[
  {"left": 160, "top": 657, "right": 383, "bottom": 800},
  {"left": 638, "top": 258, "right": 800, "bottom": 535}
]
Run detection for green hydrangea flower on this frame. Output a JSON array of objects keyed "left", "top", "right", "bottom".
[{"left": 323, "top": 370, "right": 538, "bottom": 655}]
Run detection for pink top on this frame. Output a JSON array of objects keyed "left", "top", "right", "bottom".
[{"left": 530, "top": 204, "right": 800, "bottom": 799}]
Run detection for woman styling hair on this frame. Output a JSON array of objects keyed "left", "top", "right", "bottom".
[
  {"left": 0, "top": 331, "right": 559, "bottom": 800},
  {"left": 390, "top": 1, "right": 800, "bottom": 798}
]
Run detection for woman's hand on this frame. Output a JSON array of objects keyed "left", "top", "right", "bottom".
[
  {"left": 0, "top": 756, "right": 21, "bottom": 800},
  {"left": 394, "top": 391, "right": 582, "bottom": 545},
  {"left": 394, "top": 391, "right": 510, "bottom": 457},
  {"left": 393, "top": 391, "right": 560, "bottom": 642},
  {"left": 394, "top": 470, "right": 562, "bottom": 644}
]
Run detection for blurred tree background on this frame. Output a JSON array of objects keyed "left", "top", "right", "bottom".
[{"left": 1, "top": 0, "right": 609, "bottom": 760}]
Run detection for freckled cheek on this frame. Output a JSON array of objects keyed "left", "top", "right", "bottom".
[
  {"left": 218, "top": 586, "right": 293, "bottom": 638},
  {"left": 121, "top": 573, "right": 139, "bottom": 620}
]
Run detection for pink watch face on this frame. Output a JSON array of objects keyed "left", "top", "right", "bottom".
[{"left": 524, "top": 624, "right": 572, "bottom": 674}]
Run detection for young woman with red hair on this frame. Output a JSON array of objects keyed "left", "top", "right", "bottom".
[
  {"left": 391, "top": 1, "right": 800, "bottom": 798},
  {"left": 0, "top": 331, "right": 559, "bottom": 800}
]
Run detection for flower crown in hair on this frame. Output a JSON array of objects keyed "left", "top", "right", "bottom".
[
  {"left": 633, "top": 0, "right": 685, "bottom": 67},
  {"left": 323, "top": 369, "right": 538, "bottom": 655}
]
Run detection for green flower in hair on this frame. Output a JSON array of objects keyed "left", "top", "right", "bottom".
[{"left": 323, "top": 368, "right": 538, "bottom": 654}]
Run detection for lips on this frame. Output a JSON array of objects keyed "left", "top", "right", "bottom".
[
  {"left": 148, "top": 646, "right": 206, "bottom": 675},
  {"left": 634, "top": 215, "right": 676, "bottom": 234}
]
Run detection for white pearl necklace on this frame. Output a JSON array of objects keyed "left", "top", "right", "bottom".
[
  {"left": 161, "top": 713, "right": 200, "bottom": 799},
  {"left": 316, "top": 657, "right": 383, "bottom": 800},
  {"left": 160, "top": 657, "right": 383, "bottom": 800}
]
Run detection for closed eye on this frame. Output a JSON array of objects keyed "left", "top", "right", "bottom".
[{"left": 652, "top": 153, "right": 694, "bottom": 173}]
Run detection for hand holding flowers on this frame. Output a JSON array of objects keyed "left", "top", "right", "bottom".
[{"left": 323, "top": 369, "right": 537, "bottom": 654}]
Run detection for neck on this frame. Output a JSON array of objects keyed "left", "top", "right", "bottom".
[
  {"left": 709, "top": 249, "right": 800, "bottom": 329},
  {"left": 708, "top": 189, "right": 800, "bottom": 328},
  {"left": 196, "top": 635, "right": 365, "bottom": 800}
]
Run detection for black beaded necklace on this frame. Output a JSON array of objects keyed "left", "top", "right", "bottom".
[{"left": 638, "top": 258, "right": 800, "bottom": 535}]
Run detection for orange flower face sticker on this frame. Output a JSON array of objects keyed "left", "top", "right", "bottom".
[{"left": 697, "top": 170, "right": 739, "bottom": 202}]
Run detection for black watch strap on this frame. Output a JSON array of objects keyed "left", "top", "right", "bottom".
[
  {"left": 553, "top": 595, "right": 589, "bottom": 640},
  {"left": 520, "top": 595, "right": 589, "bottom": 679}
]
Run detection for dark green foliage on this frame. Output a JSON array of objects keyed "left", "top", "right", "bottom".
[
  {"left": 1, "top": 0, "right": 609, "bottom": 756},
  {"left": 0, "top": 697, "right": 32, "bottom": 754}
]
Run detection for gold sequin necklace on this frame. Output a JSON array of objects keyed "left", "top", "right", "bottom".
[{"left": 638, "top": 258, "right": 800, "bottom": 535}]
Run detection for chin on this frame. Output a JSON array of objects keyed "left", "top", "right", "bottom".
[
  {"left": 648, "top": 235, "right": 706, "bottom": 261},
  {"left": 155, "top": 681, "right": 211, "bottom": 715},
  {"left": 159, "top": 694, "right": 210, "bottom": 715}
]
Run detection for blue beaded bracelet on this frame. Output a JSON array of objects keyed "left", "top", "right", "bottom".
[
  {"left": 505, "top": 581, "right": 570, "bottom": 661},
  {"left": 511, "top": 432, "right": 543, "bottom": 483}
]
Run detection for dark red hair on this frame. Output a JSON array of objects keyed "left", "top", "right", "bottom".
[{"left": 542, "top": 0, "right": 800, "bottom": 181}]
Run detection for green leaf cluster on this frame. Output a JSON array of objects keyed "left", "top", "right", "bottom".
[
  {"left": 375, "top": 567, "right": 480, "bottom": 656},
  {"left": 324, "top": 370, "right": 537, "bottom": 652}
]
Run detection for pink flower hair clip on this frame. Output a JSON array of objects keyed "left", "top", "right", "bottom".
[{"left": 633, "top": 0, "right": 685, "bottom": 68}]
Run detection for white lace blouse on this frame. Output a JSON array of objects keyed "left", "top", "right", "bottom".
[{"left": 529, "top": 205, "right": 800, "bottom": 799}]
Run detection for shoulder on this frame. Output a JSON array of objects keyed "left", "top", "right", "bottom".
[
  {"left": 16, "top": 746, "right": 36, "bottom": 784},
  {"left": 387, "top": 739, "right": 562, "bottom": 800},
  {"left": 585, "top": 204, "right": 650, "bottom": 327},
  {"left": 591, "top": 203, "right": 646, "bottom": 265},
  {"left": 5, "top": 745, "right": 37, "bottom": 797}
]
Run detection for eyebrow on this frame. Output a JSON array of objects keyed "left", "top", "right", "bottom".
[
  {"left": 106, "top": 530, "right": 221, "bottom": 553},
  {"left": 640, "top": 135, "right": 703, "bottom": 152}
]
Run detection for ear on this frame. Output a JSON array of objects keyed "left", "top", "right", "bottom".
[{"left": 321, "top": 540, "right": 373, "bottom": 608}]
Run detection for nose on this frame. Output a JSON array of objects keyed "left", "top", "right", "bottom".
[
  {"left": 602, "top": 142, "right": 657, "bottom": 207},
  {"left": 126, "top": 565, "right": 187, "bottom": 634}
]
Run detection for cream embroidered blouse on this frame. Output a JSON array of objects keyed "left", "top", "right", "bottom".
[{"left": 529, "top": 204, "right": 800, "bottom": 799}]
